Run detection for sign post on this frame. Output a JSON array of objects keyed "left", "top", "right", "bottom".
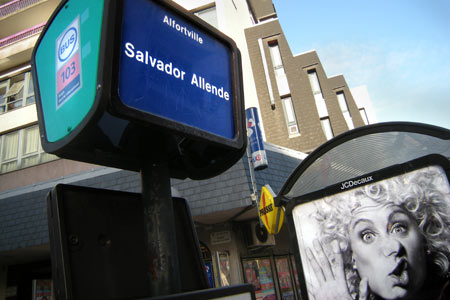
[
  {"left": 32, "top": 0, "right": 246, "bottom": 180},
  {"left": 141, "top": 147, "right": 181, "bottom": 295},
  {"left": 32, "top": 0, "right": 251, "bottom": 299}
]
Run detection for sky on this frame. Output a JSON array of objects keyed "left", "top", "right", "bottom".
[{"left": 272, "top": 0, "right": 450, "bottom": 129}]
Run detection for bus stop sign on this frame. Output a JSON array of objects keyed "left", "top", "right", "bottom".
[{"left": 32, "top": 0, "right": 246, "bottom": 179}]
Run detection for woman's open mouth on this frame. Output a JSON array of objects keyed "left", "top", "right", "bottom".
[{"left": 389, "top": 259, "right": 409, "bottom": 286}]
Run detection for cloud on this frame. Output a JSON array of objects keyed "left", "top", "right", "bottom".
[{"left": 313, "top": 40, "right": 450, "bottom": 128}]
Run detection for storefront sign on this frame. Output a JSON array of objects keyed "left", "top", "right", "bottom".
[
  {"left": 119, "top": 0, "right": 235, "bottom": 140},
  {"left": 210, "top": 231, "right": 232, "bottom": 245},
  {"left": 246, "top": 107, "right": 268, "bottom": 170},
  {"left": 259, "top": 185, "right": 284, "bottom": 234}
]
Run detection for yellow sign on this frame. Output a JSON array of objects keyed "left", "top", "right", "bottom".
[{"left": 259, "top": 185, "right": 284, "bottom": 234}]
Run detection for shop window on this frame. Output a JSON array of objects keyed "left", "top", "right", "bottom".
[
  {"left": 307, "top": 70, "right": 328, "bottom": 118},
  {"left": 336, "top": 91, "right": 354, "bottom": 129},
  {"left": 217, "top": 251, "right": 231, "bottom": 287},
  {"left": 242, "top": 258, "right": 276, "bottom": 300},
  {"left": 32, "top": 279, "right": 54, "bottom": 300},
  {"left": 0, "top": 125, "right": 58, "bottom": 173},
  {"left": 275, "top": 257, "right": 295, "bottom": 300},
  {"left": 281, "top": 97, "right": 299, "bottom": 137},
  {"left": 200, "top": 242, "right": 215, "bottom": 288},
  {"left": 0, "top": 70, "right": 35, "bottom": 114}
]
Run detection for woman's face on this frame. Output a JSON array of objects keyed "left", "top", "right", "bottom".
[{"left": 349, "top": 197, "right": 426, "bottom": 300}]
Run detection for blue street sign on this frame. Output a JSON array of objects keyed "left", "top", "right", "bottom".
[
  {"left": 32, "top": 0, "right": 245, "bottom": 179},
  {"left": 118, "top": 0, "right": 235, "bottom": 140}
]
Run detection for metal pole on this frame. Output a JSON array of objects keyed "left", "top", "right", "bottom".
[{"left": 141, "top": 152, "right": 181, "bottom": 296}]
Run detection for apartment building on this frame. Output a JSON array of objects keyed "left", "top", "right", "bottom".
[{"left": 0, "top": 0, "right": 374, "bottom": 299}]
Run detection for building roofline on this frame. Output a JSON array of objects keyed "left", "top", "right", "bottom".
[
  {"left": 245, "top": 17, "right": 279, "bottom": 29},
  {"left": 0, "top": 166, "right": 121, "bottom": 199},
  {"left": 293, "top": 49, "right": 317, "bottom": 57},
  {"left": 264, "top": 142, "right": 308, "bottom": 160}
]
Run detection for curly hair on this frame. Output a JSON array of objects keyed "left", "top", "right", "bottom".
[{"left": 313, "top": 165, "right": 450, "bottom": 297}]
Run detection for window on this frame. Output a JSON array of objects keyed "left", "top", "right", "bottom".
[
  {"left": 336, "top": 91, "right": 354, "bottom": 129},
  {"left": 0, "top": 71, "right": 35, "bottom": 114},
  {"left": 320, "top": 117, "right": 334, "bottom": 140},
  {"left": 194, "top": 6, "right": 218, "bottom": 28},
  {"left": 0, "top": 125, "right": 58, "bottom": 173},
  {"left": 359, "top": 108, "right": 369, "bottom": 125},
  {"left": 307, "top": 70, "right": 328, "bottom": 118},
  {"left": 281, "top": 97, "right": 299, "bottom": 137},
  {"left": 268, "top": 41, "right": 290, "bottom": 96}
]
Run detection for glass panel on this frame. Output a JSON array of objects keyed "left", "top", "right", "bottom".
[
  {"left": 343, "top": 111, "right": 354, "bottom": 129},
  {"left": 26, "top": 72, "right": 36, "bottom": 105},
  {"left": 23, "top": 126, "right": 40, "bottom": 155},
  {"left": 360, "top": 108, "right": 369, "bottom": 125},
  {"left": 275, "top": 257, "right": 295, "bottom": 300},
  {"left": 0, "top": 84, "right": 6, "bottom": 113},
  {"left": 26, "top": 95, "right": 36, "bottom": 105},
  {"left": 22, "top": 155, "right": 40, "bottom": 168},
  {"left": 217, "top": 252, "right": 231, "bottom": 287},
  {"left": 4, "top": 81, "right": 24, "bottom": 97},
  {"left": 32, "top": 279, "right": 54, "bottom": 300},
  {"left": 274, "top": 67, "right": 285, "bottom": 77},
  {"left": 314, "top": 94, "right": 328, "bottom": 118},
  {"left": 290, "top": 256, "right": 302, "bottom": 299},
  {"left": 276, "top": 73, "right": 290, "bottom": 96},
  {"left": 307, "top": 71, "right": 321, "bottom": 95},
  {"left": 41, "top": 152, "right": 58, "bottom": 163},
  {"left": 1, "top": 161, "right": 17, "bottom": 173},
  {"left": 282, "top": 98, "right": 296, "bottom": 124},
  {"left": 2, "top": 132, "right": 19, "bottom": 161},
  {"left": 194, "top": 6, "right": 218, "bottom": 28},
  {"left": 320, "top": 118, "right": 333, "bottom": 140},
  {"left": 269, "top": 43, "right": 283, "bottom": 68},
  {"left": 337, "top": 92, "right": 349, "bottom": 113},
  {"left": 242, "top": 258, "right": 276, "bottom": 300},
  {"left": 289, "top": 125, "right": 299, "bottom": 135},
  {"left": 0, "top": 85, "right": 7, "bottom": 104},
  {"left": 28, "top": 73, "right": 35, "bottom": 96}
]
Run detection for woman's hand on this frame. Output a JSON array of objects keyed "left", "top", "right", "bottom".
[{"left": 305, "top": 239, "right": 368, "bottom": 300}]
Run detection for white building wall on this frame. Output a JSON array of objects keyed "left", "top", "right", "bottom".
[{"left": 350, "top": 85, "right": 377, "bottom": 124}]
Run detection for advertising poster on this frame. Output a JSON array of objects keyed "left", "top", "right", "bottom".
[
  {"left": 218, "top": 252, "right": 231, "bottom": 287},
  {"left": 32, "top": 279, "right": 53, "bottom": 300},
  {"left": 205, "top": 261, "right": 215, "bottom": 288},
  {"left": 243, "top": 258, "right": 276, "bottom": 300},
  {"left": 292, "top": 164, "right": 450, "bottom": 300},
  {"left": 275, "top": 257, "right": 295, "bottom": 300}
]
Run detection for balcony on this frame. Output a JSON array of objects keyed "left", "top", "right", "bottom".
[
  {"left": 0, "top": 0, "right": 59, "bottom": 73},
  {"left": 0, "top": 0, "right": 44, "bottom": 19},
  {"left": 0, "top": 22, "right": 45, "bottom": 49},
  {"left": 0, "top": 22, "right": 44, "bottom": 72}
]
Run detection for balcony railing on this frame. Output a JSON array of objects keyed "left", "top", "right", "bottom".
[
  {"left": 0, "top": 0, "right": 43, "bottom": 18},
  {"left": 0, "top": 22, "right": 45, "bottom": 48}
]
